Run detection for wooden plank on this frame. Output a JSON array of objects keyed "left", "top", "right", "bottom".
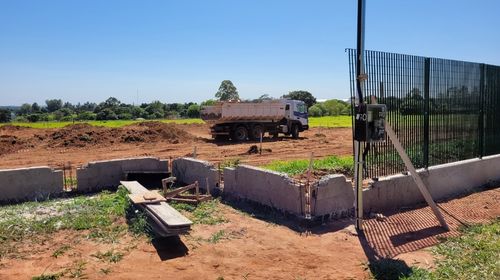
[
  {"left": 121, "top": 181, "right": 193, "bottom": 227},
  {"left": 128, "top": 193, "right": 166, "bottom": 204},
  {"left": 385, "top": 124, "right": 449, "bottom": 230},
  {"left": 164, "top": 183, "right": 197, "bottom": 199}
]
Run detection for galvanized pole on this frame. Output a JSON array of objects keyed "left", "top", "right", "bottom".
[{"left": 354, "top": 0, "right": 367, "bottom": 231}]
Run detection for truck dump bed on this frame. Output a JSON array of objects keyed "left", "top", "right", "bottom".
[{"left": 201, "top": 101, "right": 286, "bottom": 123}]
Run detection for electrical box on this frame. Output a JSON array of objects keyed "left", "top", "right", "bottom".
[{"left": 354, "top": 104, "right": 387, "bottom": 142}]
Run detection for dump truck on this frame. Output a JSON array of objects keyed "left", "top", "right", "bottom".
[{"left": 200, "top": 99, "right": 309, "bottom": 141}]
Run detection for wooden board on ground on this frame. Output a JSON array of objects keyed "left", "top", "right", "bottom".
[
  {"left": 121, "top": 181, "right": 193, "bottom": 228},
  {"left": 128, "top": 193, "right": 166, "bottom": 204}
]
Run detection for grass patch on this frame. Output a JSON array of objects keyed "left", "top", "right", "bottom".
[
  {"left": 170, "top": 199, "right": 227, "bottom": 225},
  {"left": 2, "top": 118, "right": 204, "bottom": 129},
  {"left": 52, "top": 245, "right": 71, "bottom": 258},
  {"left": 369, "top": 219, "right": 500, "bottom": 280},
  {"left": 0, "top": 187, "right": 148, "bottom": 258},
  {"left": 32, "top": 273, "right": 62, "bottom": 280},
  {"left": 262, "top": 155, "right": 354, "bottom": 176},
  {"left": 308, "top": 116, "right": 352, "bottom": 128},
  {"left": 208, "top": 230, "right": 226, "bottom": 244},
  {"left": 91, "top": 250, "right": 124, "bottom": 263}
]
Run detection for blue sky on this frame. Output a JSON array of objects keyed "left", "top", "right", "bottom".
[{"left": 0, "top": 0, "right": 499, "bottom": 105}]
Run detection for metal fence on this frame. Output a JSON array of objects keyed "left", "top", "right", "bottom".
[{"left": 347, "top": 49, "right": 500, "bottom": 178}]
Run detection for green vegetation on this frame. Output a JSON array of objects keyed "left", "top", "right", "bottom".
[
  {"left": 309, "top": 115, "right": 352, "bottom": 128},
  {"left": 0, "top": 187, "right": 148, "bottom": 258},
  {"left": 369, "top": 219, "right": 500, "bottom": 280},
  {"left": 91, "top": 250, "right": 124, "bottom": 263},
  {"left": 208, "top": 230, "right": 226, "bottom": 244},
  {"left": 170, "top": 199, "right": 227, "bottom": 225},
  {"left": 263, "top": 155, "right": 354, "bottom": 176},
  {"left": 32, "top": 273, "right": 61, "bottom": 280},
  {"left": 2, "top": 118, "right": 203, "bottom": 128}
]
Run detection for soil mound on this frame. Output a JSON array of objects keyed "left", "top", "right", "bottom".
[
  {"left": 0, "top": 135, "right": 33, "bottom": 155},
  {"left": 47, "top": 122, "right": 193, "bottom": 148},
  {"left": 0, "top": 125, "right": 30, "bottom": 132}
]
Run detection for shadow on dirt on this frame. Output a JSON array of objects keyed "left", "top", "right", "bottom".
[{"left": 151, "top": 236, "right": 189, "bottom": 261}]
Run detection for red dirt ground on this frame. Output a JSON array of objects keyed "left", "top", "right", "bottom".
[
  {"left": 0, "top": 188, "right": 498, "bottom": 279},
  {"left": 0, "top": 123, "right": 352, "bottom": 169}
]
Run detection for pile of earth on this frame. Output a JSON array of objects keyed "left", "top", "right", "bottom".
[
  {"left": 47, "top": 122, "right": 194, "bottom": 148},
  {"left": 0, "top": 125, "right": 36, "bottom": 155}
]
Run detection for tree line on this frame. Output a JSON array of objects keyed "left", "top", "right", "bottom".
[
  {"left": 0, "top": 80, "right": 351, "bottom": 123},
  {"left": 0, "top": 98, "right": 202, "bottom": 123}
]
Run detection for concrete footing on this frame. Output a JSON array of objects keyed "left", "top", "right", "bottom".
[
  {"left": 224, "top": 165, "right": 303, "bottom": 215},
  {"left": 172, "top": 158, "right": 220, "bottom": 193},
  {"left": 76, "top": 157, "right": 168, "bottom": 192},
  {"left": 363, "top": 154, "right": 500, "bottom": 212},
  {"left": 0, "top": 167, "right": 63, "bottom": 203}
]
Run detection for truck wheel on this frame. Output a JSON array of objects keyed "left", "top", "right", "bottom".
[
  {"left": 232, "top": 126, "right": 248, "bottom": 142},
  {"left": 291, "top": 124, "right": 299, "bottom": 139},
  {"left": 250, "top": 125, "right": 264, "bottom": 140}
]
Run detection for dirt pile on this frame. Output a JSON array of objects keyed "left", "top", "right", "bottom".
[
  {"left": 0, "top": 126, "right": 37, "bottom": 155},
  {"left": 46, "top": 122, "right": 194, "bottom": 148}
]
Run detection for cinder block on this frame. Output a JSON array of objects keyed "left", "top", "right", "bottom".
[
  {"left": 172, "top": 158, "right": 220, "bottom": 192},
  {"left": 0, "top": 166, "right": 63, "bottom": 203},
  {"left": 76, "top": 157, "right": 168, "bottom": 192}
]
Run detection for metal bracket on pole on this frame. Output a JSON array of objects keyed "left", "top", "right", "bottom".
[{"left": 385, "top": 123, "right": 449, "bottom": 230}]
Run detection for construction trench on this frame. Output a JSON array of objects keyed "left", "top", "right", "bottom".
[{"left": 1, "top": 155, "right": 500, "bottom": 224}]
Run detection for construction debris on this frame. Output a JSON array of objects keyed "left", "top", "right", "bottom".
[
  {"left": 121, "top": 180, "right": 192, "bottom": 237},
  {"left": 163, "top": 180, "right": 212, "bottom": 205}
]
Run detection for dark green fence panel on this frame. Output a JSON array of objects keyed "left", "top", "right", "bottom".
[{"left": 347, "top": 49, "right": 500, "bottom": 178}]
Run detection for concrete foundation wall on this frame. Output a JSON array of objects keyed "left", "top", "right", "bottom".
[
  {"left": 311, "top": 175, "right": 354, "bottom": 218},
  {"left": 223, "top": 165, "right": 303, "bottom": 215},
  {"left": 364, "top": 154, "right": 500, "bottom": 212},
  {"left": 0, "top": 166, "right": 63, "bottom": 202},
  {"left": 77, "top": 157, "right": 168, "bottom": 192},
  {"left": 172, "top": 158, "right": 220, "bottom": 192}
]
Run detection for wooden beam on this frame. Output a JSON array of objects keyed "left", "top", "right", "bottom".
[{"left": 385, "top": 124, "right": 449, "bottom": 230}]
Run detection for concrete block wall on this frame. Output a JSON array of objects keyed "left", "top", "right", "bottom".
[
  {"left": 311, "top": 175, "right": 354, "bottom": 218},
  {"left": 77, "top": 157, "right": 168, "bottom": 192},
  {"left": 363, "top": 154, "right": 500, "bottom": 212},
  {"left": 172, "top": 157, "right": 220, "bottom": 192},
  {"left": 0, "top": 166, "right": 63, "bottom": 202},
  {"left": 223, "top": 165, "right": 303, "bottom": 215}
]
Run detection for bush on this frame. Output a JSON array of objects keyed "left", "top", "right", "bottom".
[
  {"left": 26, "top": 114, "right": 40, "bottom": 122},
  {"left": 76, "top": 111, "right": 96, "bottom": 121},
  {"left": 187, "top": 104, "right": 200, "bottom": 118},
  {"left": 308, "top": 105, "right": 323, "bottom": 117}
]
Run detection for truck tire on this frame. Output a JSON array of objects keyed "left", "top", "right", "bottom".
[
  {"left": 291, "top": 124, "right": 299, "bottom": 139},
  {"left": 232, "top": 126, "right": 248, "bottom": 142},
  {"left": 250, "top": 125, "right": 264, "bottom": 140}
]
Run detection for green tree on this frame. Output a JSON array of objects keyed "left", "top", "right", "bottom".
[
  {"left": 31, "top": 102, "right": 41, "bottom": 113},
  {"left": 215, "top": 80, "right": 239, "bottom": 101},
  {"left": 96, "top": 108, "right": 118, "bottom": 120},
  {"left": 19, "top": 103, "right": 32, "bottom": 115},
  {"left": 201, "top": 99, "right": 217, "bottom": 106},
  {"left": 45, "top": 99, "right": 63, "bottom": 113},
  {"left": 308, "top": 104, "right": 323, "bottom": 117},
  {"left": 0, "top": 109, "right": 11, "bottom": 123},
  {"left": 187, "top": 104, "right": 200, "bottom": 118},
  {"left": 282, "top": 90, "right": 316, "bottom": 108},
  {"left": 76, "top": 111, "right": 96, "bottom": 121}
]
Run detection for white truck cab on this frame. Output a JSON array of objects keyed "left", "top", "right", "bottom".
[{"left": 285, "top": 100, "right": 309, "bottom": 128}]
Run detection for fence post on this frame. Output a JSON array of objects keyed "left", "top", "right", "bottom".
[
  {"left": 479, "top": 63, "right": 485, "bottom": 158},
  {"left": 423, "top": 58, "right": 430, "bottom": 168}
]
